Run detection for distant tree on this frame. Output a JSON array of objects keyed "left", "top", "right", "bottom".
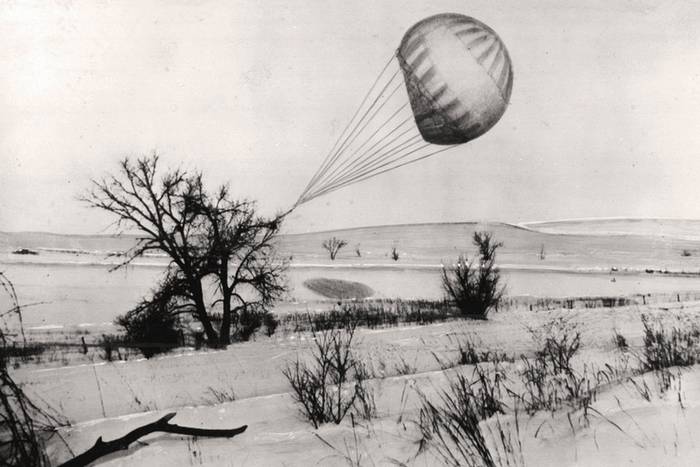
[
  {"left": 390, "top": 246, "right": 400, "bottom": 261},
  {"left": 322, "top": 237, "right": 347, "bottom": 260},
  {"left": 441, "top": 232, "right": 504, "bottom": 319},
  {"left": 83, "top": 154, "right": 287, "bottom": 347}
]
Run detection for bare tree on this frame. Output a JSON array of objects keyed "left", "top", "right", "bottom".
[
  {"left": 83, "top": 154, "right": 286, "bottom": 347},
  {"left": 322, "top": 237, "right": 347, "bottom": 260},
  {"left": 193, "top": 190, "right": 287, "bottom": 344},
  {"left": 390, "top": 246, "right": 400, "bottom": 261}
]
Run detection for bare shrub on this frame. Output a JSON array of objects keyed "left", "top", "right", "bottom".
[
  {"left": 322, "top": 237, "right": 348, "bottom": 260},
  {"left": 234, "top": 308, "right": 275, "bottom": 342},
  {"left": 530, "top": 318, "right": 581, "bottom": 374},
  {"left": 442, "top": 232, "right": 504, "bottom": 319},
  {"left": 116, "top": 280, "right": 183, "bottom": 358},
  {"left": 283, "top": 322, "right": 374, "bottom": 428},
  {"left": 263, "top": 312, "right": 279, "bottom": 337}
]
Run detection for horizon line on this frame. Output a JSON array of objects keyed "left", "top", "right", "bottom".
[{"left": 4, "top": 216, "right": 700, "bottom": 238}]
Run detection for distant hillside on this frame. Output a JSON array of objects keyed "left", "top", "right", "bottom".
[
  {"left": 0, "top": 231, "right": 141, "bottom": 255},
  {"left": 523, "top": 218, "right": 700, "bottom": 240},
  {"left": 4, "top": 219, "right": 700, "bottom": 271},
  {"left": 277, "top": 221, "right": 700, "bottom": 271}
]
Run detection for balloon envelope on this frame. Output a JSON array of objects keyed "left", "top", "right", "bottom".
[{"left": 397, "top": 13, "right": 513, "bottom": 145}]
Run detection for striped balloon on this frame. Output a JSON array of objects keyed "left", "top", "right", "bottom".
[{"left": 397, "top": 13, "right": 513, "bottom": 145}]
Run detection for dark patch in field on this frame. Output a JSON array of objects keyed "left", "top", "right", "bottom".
[{"left": 303, "top": 277, "right": 374, "bottom": 300}]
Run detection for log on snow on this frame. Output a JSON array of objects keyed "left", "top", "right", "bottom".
[{"left": 58, "top": 412, "right": 247, "bottom": 467}]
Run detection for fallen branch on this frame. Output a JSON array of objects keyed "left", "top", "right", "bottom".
[{"left": 58, "top": 412, "right": 247, "bottom": 467}]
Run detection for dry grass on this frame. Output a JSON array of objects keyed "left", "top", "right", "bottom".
[
  {"left": 1, "top": 272, "right": 66, "bottom": 467},
  {"left": 416, "top": 360, "right": 523, "bottom": 467}
]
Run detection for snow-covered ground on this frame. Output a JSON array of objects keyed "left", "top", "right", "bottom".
[{"left": 13, "top": 300, "right": 700, "bottom": 466}]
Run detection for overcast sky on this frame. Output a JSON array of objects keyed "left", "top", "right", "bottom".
[{"left": 2, "top": 0, "right": 699, "bottom": 234}]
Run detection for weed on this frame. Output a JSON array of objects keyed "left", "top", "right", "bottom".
[
  {"left": 639, "top": 314, "right": 700, "bottom": 371},
  {"left": 457, "top": 338, "right": 513, "bottom": 366},
  {"left": 394, "top": 356, "right": 417, "bottom": 376},
  {"left": 283, "top": 322, "right": 375, "bottom": 428},
  {"left": 99, "top": 334, "right": 123, "bottom": 362},
  {"left": 416, "top": 366, "right": 522, "bottom": 467},
  {"left": 612, "top": 330, "right": 628, "bottom": 351},
  {"left": 208, "top": 386, "right": 236, "bottom": 404}
]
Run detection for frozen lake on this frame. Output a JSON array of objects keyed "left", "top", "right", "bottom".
[{"left": 3, "top": 260, "right": 700, "bottom": 329}]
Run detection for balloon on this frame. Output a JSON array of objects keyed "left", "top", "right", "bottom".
[
  {"left": 397, "top": 13, "right": 513, "bottom": 145},
  {"left": 296, "top": 13, "right": 514, "bottom": 206}
]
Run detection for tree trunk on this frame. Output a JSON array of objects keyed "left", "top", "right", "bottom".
[
  {"left": 190, "top": 279, "right": 219, "bottom": 345},
  {"left": 219, "top": 287, "right": 232, "bottom": 346}
]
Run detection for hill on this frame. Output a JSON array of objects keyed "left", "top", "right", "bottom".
[
  {"left": 523, "top": 218, "right": 700, "bottom": 240},
  {"left": 3, "top": 219, "right": 700, "bottom": 272}
]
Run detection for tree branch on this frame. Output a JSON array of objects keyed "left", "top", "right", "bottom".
[{"left": 58, "top": 412, "right": 247, "bottom": 467}]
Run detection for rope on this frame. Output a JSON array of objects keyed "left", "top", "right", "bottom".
[
  {"left": 303, "top": 145, "right": 458, "bottom": 203},
  {"left": 309, "top": 132, "right": 422, "bottom": 199},
  {"left": 297, "top": 54, "right": 396, "bottom": 203},
  {"left": 295, "top": 50, "right": 464, "bottom": 206},
  {"left": 298, "top": 65, "right": 402, "bottom": 203},
  {"left": 313, "top": 107, "right": 412, "bottom": 192},
  {"left": 302, "top": 137, "right": 426, "bottom": 203}
]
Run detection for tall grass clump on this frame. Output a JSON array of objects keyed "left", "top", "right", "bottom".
[
  {"left": 1, "top": 272, "right": 62, "bottom": 467},
  {"left": 283, "top": 321, "right": 375, "bottom": 428},
  {"left": 639, "top": 314, "right": 700, "bottom": 371},
  {"left": 282, "top": 299, "right": 459, "bottom": 333},
  {"left": 442, "top": 232, "right": 504, "bottom": 319},
  {"left": 416, "top": 361, "right": 522, "bottom": 467},
  {"left": 634, "top": 314, "right": 700, "bottom": 393},
  {"left": 515, "top": 318, "right": 598, "bottom": 420}
]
